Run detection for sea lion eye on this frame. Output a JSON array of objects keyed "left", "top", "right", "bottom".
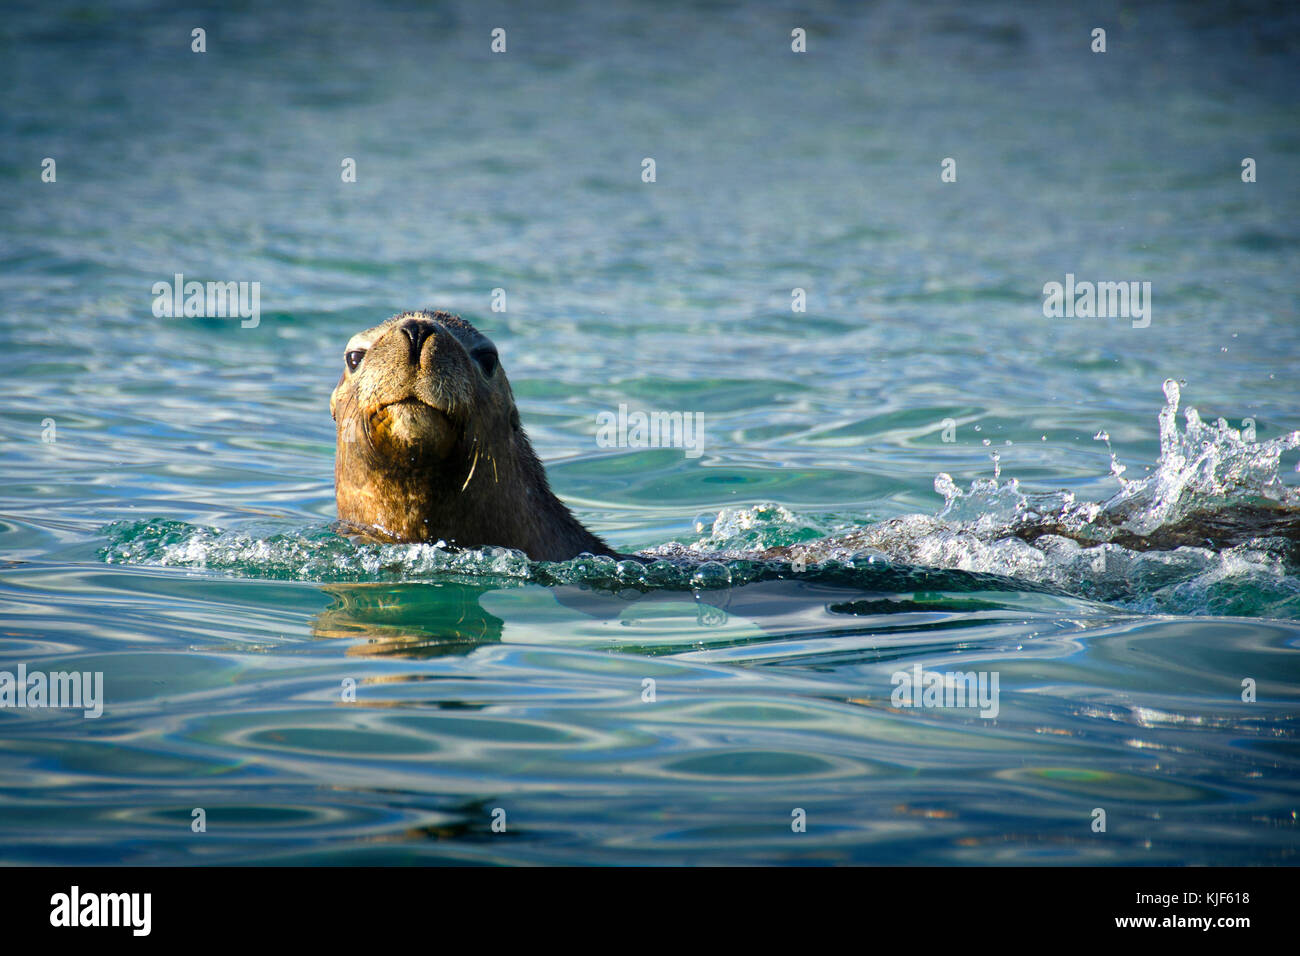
[
  {"left": 345, "top": 349, "right": 366, "bottom": 372},
  {"left": 472, "top": 347, "right": 499, "bottom": 377}
]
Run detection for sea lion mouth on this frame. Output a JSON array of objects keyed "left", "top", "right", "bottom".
[
  {"left": 371, "top": 393, "right": 457, "bottom": 419},
  {"left": 367, "top": 396, "right": 458, "bottom": 458},
  {"left": 377, "top": 396, "right": 433, "bottom": 413}
]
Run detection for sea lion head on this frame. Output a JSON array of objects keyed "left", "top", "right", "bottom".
[
  {"left": 330, "top": 309, "right": 510, "bottom": 468},
  {"left": 330, "top": 309, "right": 616, "bottom": 561}
]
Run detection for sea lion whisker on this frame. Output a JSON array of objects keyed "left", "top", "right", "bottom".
[
  {"left": 349, "top": 392, "right": 374, "bottom": 450},
  {"left": 339, "top": 388, "right": 373, "bottom": 451},
  {"left": 461, "top": 448, "right": 480, "bottom": 492}
]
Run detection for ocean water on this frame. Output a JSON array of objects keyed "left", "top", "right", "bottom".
[{"left": 2, "top": 0, "right": 1299, "bottom": 864}]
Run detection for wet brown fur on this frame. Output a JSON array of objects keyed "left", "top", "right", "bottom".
[{"left": 331, "top": 310, "right": 619, "bottom": 562}]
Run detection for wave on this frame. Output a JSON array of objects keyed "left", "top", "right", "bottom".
[{"left": 100, "top": 380, "right": 1300, "bottom": 619}]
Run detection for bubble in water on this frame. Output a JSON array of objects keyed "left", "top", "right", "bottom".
[
  {"left": 616, "top": 559, "right": 647, "bottom": 586},
  {"left": 690, "top": 560, "right": 732, "bottom": 590},
  {"left": 850, "top": 550, "right": 890, "bottom": 567},
  {"left": 691, "top": 512, "right": 718, "bottom": 535},
  {"left": 645, "top": 560, "right": 681, "bottom": 587},
  {"left": 570, "top": 552, "right": 596, "bottom": 579}
]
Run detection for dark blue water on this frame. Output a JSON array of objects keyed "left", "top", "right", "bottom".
[{"left": 1, "top": 0, "right": 1298, "bottom": 864}]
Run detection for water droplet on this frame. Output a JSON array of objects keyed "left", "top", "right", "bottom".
[{"left": 934, "top": 472, "right": 959, "bottom": 500}]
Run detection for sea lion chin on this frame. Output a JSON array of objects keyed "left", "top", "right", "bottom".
[
  {"left": 331, "top": 309, "right": 620, "bottom": 562},
  {"left": 369, "top": 398, "right": 456, "bottom": 460}
]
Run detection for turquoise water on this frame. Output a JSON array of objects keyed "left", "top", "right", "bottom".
[{"left": 2, "top": 0, "right": 1299, "bottom": 864}]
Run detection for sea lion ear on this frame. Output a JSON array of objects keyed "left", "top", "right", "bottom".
[{"left": 330, "top": 373, "right": 344, "bottom": 421}]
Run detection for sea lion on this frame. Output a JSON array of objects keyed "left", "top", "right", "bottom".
[
  {"left": 331, "top": 310, "right": 620, "bottom": 562},
  {"left": 333, "top": 311, "right": 1300, "bottom": 569}
]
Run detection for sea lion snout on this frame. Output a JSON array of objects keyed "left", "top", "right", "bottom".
[
  {"left": 347, "top": 314, "right": 476, "bottom": 424},
  {"left": 330, "top": 313, "right": 467, "bottom": 466},
  {"left": 397, "top": 316, "right": 435, "bottom": 366}
]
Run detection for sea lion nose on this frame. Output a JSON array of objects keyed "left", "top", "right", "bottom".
[{"left": 398, "top": 319, "right": 434, "bottom": 364}]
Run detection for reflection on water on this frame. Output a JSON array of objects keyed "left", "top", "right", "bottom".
[
  {"left": 3, "top": 560, "right": 1295, "bottom": 864},
  {"left": 313, "top": 582, "right": 507, "bottom": 655}
]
